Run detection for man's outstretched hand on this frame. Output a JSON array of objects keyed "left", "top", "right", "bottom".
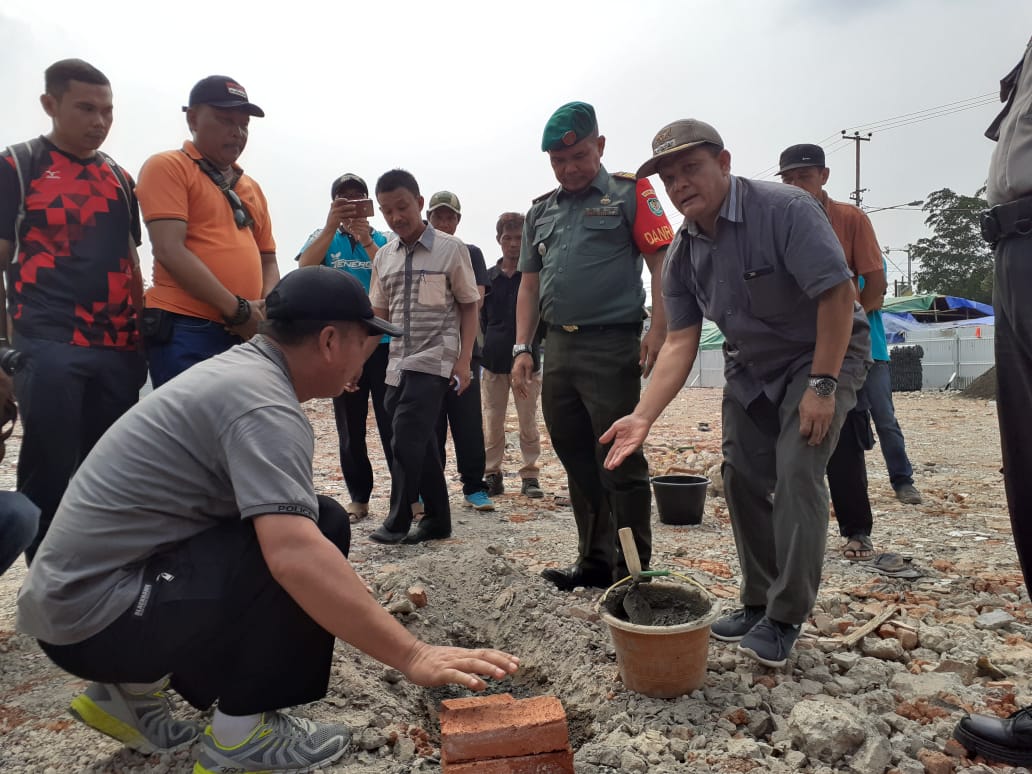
[
  {"left": 402, "top": 643, "right": 520, "bottom": 691},
  {"left": 600, "top": 414, "right": 652, "bottom": 470}
]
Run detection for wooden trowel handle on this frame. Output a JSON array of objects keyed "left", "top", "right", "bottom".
[{"left": 618, "top": 527, "right": 643, "bottom": 579}]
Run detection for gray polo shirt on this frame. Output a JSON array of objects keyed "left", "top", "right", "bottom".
[
  {"left": 987, "top": 36, "right": 1032, "bottom": 206},
  {"left": 17, "top": 336, "right": 318, "bottom": 645},
  {"left": 664, "top": 176, "right": 870, "bottom": 407}
]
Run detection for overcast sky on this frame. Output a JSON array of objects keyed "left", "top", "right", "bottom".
[{"left": 3, "top": 0, "right": 1029, "bottom": 297}]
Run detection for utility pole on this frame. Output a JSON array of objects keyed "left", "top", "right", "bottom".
[{"left": 841, "top": 130, "right": 872, "bottom": 207}]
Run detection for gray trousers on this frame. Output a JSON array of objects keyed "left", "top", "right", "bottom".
[{"left": 721, "top": 368, "right": 860, "bottom": 624}]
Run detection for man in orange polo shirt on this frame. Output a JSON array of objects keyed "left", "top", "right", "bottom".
[
  {"left": 777, "top": 143, "right": 890, "bottom": 561},
  {"left": 136, "top": 76, "right": 278, "bottom": 388}
]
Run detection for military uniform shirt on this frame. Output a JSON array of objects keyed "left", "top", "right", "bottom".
[
  {"left": 518, "top": 166, "right": 673, "bottom": 327},
  {"left": 663, "top": 175, "right": 871, "bottom": 408}
]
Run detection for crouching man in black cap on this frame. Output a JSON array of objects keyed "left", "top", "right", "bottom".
[{"left": 17, "top": 267, "right": 520, "bottom": 774}]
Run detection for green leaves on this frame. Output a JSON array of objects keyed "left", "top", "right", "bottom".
[{"left": 909, "top": 187, "right": 993, "bottom": 304}]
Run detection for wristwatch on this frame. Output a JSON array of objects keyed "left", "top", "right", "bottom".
[
  {"left": 512, "top": 344, "right": 534, "bottom": 359},
  {"left": 808, "top": 375, "right": 838, "bottom": 397}
]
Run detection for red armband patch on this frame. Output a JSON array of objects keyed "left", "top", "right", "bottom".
[{"left": 632, "top": 178, "right": 674, "bottom": 254}]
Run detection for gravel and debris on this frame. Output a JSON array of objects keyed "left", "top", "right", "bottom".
[{"left": 0, "top": 388, "right": 1027, "bottom": 773}]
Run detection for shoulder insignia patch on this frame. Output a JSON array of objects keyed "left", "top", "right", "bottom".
[
  {"left": 532, "top": 188, "right": 558, "bottom": 204},
  {"left": 612, "top": 171, "right": 637, "bottom": 181}
]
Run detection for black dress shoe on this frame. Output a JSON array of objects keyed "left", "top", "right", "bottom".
[
  {"left": 369, "top": 526, "right": 409, "bottom": 544},
  {"left": 540, "top": 564, "right": 611, "bottom": 592},
  {"left": 401, "top": 524, "right": 451, "bottom": 544},
  {"left": 954, "top": 707, "right": 1032, "bottom": 766}
]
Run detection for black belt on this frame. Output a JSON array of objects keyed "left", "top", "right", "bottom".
[
  {"left": 548, "top": 322, "right": 642, "bottom": 334},
  {"left": 980, "top": 194, "right": 1032, "bottom": 245}
]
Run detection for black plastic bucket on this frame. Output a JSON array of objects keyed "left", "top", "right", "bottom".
[{"left": 651, "top": 474, "right": 709, "bottom": 525}]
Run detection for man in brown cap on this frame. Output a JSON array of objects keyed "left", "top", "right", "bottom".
[{"left": 602, "top": 119, "right": 870, "bottom": 668}]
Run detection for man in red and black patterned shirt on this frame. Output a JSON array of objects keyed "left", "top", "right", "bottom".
[{"left": 0, "top": 59, "right": 146, "bottom": 562}]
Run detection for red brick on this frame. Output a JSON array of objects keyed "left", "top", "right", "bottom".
[
  {"left": 440, "top": 695, "right": 569, "bottom": 763},
  {"left": 442, "top": 748, "right": 575, "bottom": 773},
  {"left": 440, "top": 694, "right": 514, "bottom": 713}
]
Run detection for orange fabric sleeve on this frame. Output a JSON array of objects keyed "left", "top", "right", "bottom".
[
  {"left": 849, "top": 208, "right": 885, "bottom": 277},
  {"left": 631, "top": 178, "right": 675, "bottom": 255}
]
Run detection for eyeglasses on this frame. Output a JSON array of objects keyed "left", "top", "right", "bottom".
[{"left": 224, "top": 188, "right": 254, "bottom": 230}]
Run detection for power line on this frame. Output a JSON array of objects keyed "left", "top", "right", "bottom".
[
  {"left": 847, "top": 92, "right": 996, "bottom": 133},
  {"left": 853, "top": 99, "right": 996, "bottom": 134},
  {"left": 750, "top": 92, "right": 998, "bottom": 178}
]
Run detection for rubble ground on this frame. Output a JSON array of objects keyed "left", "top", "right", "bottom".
[{"left": 0, "top": 388, "right": 1027, "bottom": 773}]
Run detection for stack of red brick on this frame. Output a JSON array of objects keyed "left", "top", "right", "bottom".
[{"left": 439, "top": 693, "right": 574, "bottom": 773}]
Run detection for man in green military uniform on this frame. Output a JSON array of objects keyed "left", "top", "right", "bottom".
[{"left": 512, "top": 101, "right": 674, "bottom": 591}]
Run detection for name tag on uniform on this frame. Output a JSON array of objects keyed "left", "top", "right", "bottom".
[{"left": 584, "top": 207, "right": 620, "bottom": 218}]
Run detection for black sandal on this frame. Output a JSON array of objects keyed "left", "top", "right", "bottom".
[{"left": 843, "top": 534, "right": 874, "bottom": 561}]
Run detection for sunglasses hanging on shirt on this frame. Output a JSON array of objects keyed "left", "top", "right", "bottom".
[{"left": 182, "top": 152, "right": 255, "bottom": 229}]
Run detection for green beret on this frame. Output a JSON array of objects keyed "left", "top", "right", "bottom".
[{"left": 541, "top": 101, "right": 598, "bottom": 152}]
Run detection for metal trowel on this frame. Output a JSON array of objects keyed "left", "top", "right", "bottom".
[{"left": 618, "top": 527, "right": 654, "bottom": 625}]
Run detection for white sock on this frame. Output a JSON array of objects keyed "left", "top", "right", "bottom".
[
  {"left": 119, "top": 678, "right": 167, "bottom": 696},
  {"left": 211, "top": 709, "right": 263, "bottom": 746}
]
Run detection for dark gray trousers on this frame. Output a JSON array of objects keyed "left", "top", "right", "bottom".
[{"left": 721, "top": 368, "right": 860, "bottom": 624}]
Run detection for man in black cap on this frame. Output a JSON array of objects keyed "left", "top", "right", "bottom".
[
  {"left": 513, "top": 101, "right": 674, "bottom": 591},
  {"left": 777, "top": 142, "right": 901, "bottom": 563},
  {"left": 602, "top": 119, "right": 870, "bottom": 668},
  {"left": 17, "top": 266, "right": 520, "bottom": 773},
  {"left": 136, "top": 75, "right": 278, "bottom": 388},
  {"left": 298, "top": 173, "right": 392, "bottom": 522}
]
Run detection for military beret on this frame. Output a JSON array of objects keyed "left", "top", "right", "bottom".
[{"left": 541, "top": 101, "right": 598, "bottom": 152}]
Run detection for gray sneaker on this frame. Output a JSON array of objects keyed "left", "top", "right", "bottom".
[
  {"left": 521, "top": 478, "right": 544, "bottom": 498},
  {"left": 710, "top": 606, "right": 765, "bottom": 642},
  {"left": 69, "top": 680, "right": 202, "bottom": 754},
  {"left": 895, "top": 484, "right": 923, "bottom": 505},
  {"left": 737, "top": 616, "right": 801, "bottom": 668},
  {"left": 194, "top": 711, "right": 351, "bottom": 773}
]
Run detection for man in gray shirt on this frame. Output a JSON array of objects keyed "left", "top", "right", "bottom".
[
  {"left": 953, "top": 36, "right": 1032, "bottom": 766},
  {"left": 17, "top": 267, "right": 519, "bottom": 773},
  {"left": 602, "top": 119, "right": 870, "bottom": 669}
]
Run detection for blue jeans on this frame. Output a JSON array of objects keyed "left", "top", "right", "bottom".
[
  {"left": 0, "top": 492, "right": 39, "bottom": 575},
  {"left": 865, "top": 360, "right": 915, "bottom": 489},
  {"left": 147, "top": 313, "right": 242, "bottom": 389}
]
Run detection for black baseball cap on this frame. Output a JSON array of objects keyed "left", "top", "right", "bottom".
[
  {"left": 183, "top": 75, "right": 265, "bottom": 117},
  {"left": 331, "top": 173, "right": 368, "bottom": 199},
  {"left": 776, "top": 144, "right": 826, "bottom": 175},
  {"left": 265, "top": 267, "right": 401, "bottom": 337}
]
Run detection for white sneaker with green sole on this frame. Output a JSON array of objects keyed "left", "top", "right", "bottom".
[
  {"left": 69, "top": 680, "right": 202, "bottom": 753},
  {"left": 193, "top": 711, "right": 351, "bottom": 773}
]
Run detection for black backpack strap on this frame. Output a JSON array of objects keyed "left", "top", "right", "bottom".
[
  {"left": 97, "top": 151, "right": 134, "bottom": 220},
  {"left": 6, "top": 138, "right": 43, "bottom": 264}
]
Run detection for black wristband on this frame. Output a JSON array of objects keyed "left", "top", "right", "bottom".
[
  {"left": 223, "top": 296, "right": 251, "bottom": 327},
  {"left": 808, "top": 373, "right": 838, "bottom": 382}
]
